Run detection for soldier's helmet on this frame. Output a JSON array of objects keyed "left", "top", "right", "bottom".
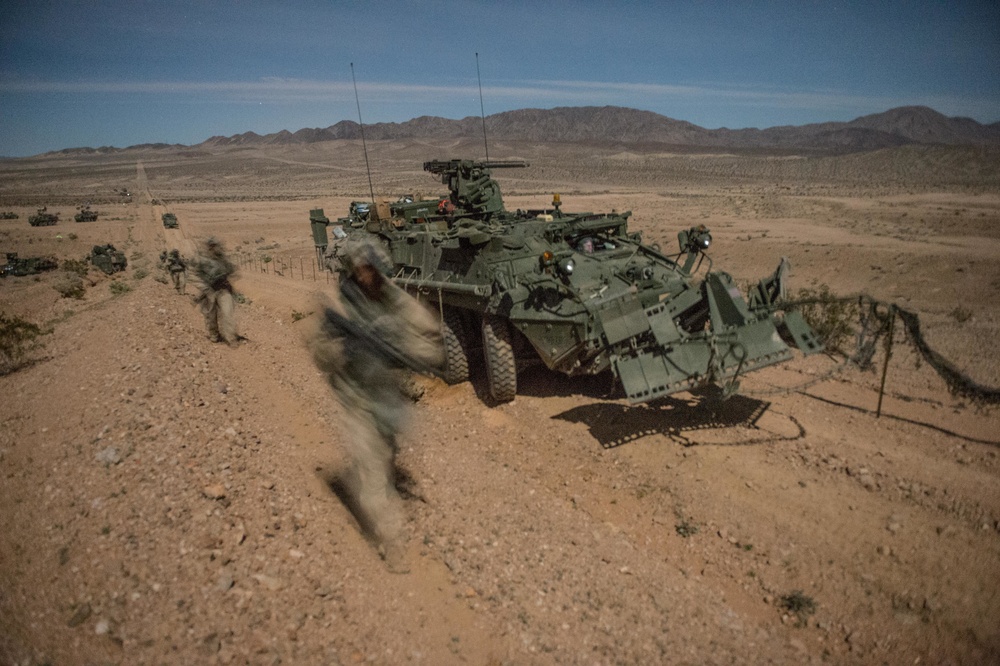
[
  {"left": 204, "top": 237, "right": 224, "bottom": 255},
  {"left": 339, "top": 238, "right": 393, "bottom": 278}
]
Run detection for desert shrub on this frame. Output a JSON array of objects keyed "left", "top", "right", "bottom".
[
  {"left": 780, "top": 590, "right": 817, "bottom": 625},
  {"left": 68, "top": 233, "right": 78, "bottom": 241},
  {"left": 291, "top": 310, "right": 310, "bottom": 322},
  {"left": 53, "top": 272, "right": 86, "bottom": 299},
  {"left": 0, "top": 312, "right": 43, "bottom": 375},
  {"left": 109, "top": 280, "right": 131, "bottom": 295},
  {"left": 133, "top": 267, "right": 149, "bottom": 280},
  {"left": 233, "top": 292, "right": 250, "bottom": 305},
  {"left": 153, "top": 273, "right": 169, "bottom": 284},
  {"left": 675, "top": 519, "right": 699, "bottom": 538},
  {"left": 129, "top": 251, "right": 144, "bottom": 261},
  {"left": 793, "top": 284, "right": 858, "bottom": 354},
  {"left": 61, "top": 258, "right": 90, "bottom": 277},
  {"left": 261, "top": 255, "right": 272, "bottom": 264}
]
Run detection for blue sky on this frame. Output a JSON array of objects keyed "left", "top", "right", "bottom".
[{"left": 1, "top": 0, "right": 997, "bottom": 156}]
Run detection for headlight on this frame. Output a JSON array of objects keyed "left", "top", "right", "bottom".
[{"left": 558, "top": 257, "right": 575, "bottom": 276}]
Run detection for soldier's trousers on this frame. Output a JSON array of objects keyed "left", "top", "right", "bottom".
[
  {"left": 170, "top": 270, "right": 186, "bottom": 294},
  {"left": 201, "top": 289, "right": 237, "bottom": 344},
  {"left": 339, "top": 408, "right": 405, "bottom": 548}
]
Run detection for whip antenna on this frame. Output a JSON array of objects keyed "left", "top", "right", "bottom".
[
  {"left": 351, "top": 62, "right": 376, "bottom": 205},
  {"left": 476, "top": 52, "right": 489, "bottom": 162}
]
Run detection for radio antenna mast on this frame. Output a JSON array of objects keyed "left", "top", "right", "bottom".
[
  {"left": 476, "top": 52, "right": 490, "bottom": 162},
  {"left": 350, "top": 62, "right": 376, "bottom": 205}
]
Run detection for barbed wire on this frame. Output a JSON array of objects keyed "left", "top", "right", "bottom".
[{"left": 746, "top": 293, "right": 1000, "bottom": 406}]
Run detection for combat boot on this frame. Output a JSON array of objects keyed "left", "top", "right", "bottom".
[{"left": 379, "top": 538, "right": 410, "bottom": 574}]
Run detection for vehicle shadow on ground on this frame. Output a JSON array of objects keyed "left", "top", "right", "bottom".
[
  {"left": 551, "top": 387, "right": 783, "bottom": 449},
  {"left": 502, "top": 364, "right": 623, "bottom": 402}
]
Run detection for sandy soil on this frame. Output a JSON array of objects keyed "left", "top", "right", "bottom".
[{"left": 1, "top": 142, "right": 998, "bottom": 665}]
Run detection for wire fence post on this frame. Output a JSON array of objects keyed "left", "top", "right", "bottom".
[{"left": 876, "top": 306, "right": 896, "bottom": 418}]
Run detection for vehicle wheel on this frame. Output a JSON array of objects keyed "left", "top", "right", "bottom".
[
  {"left": 482, "top": 314, "right": 517, "bottom": 402},
  {"left": 441, "top": 307, "right": 472, "bottom": 385}
]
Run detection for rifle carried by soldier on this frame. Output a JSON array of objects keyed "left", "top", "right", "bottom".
[{"left": 323, "top": 307, "right": 443, "bottom": 379}]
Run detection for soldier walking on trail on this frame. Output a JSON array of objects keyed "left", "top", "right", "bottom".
[
  {"left": 193, "top": 237, "right": 239, "bottom": 345},
  {"left": 306, "top": 239, "right": 444, "bottom": 573},
  {"left": 167, "top": 249, "right": 187, "bottom": 295}
]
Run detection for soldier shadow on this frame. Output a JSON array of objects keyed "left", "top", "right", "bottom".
[{"left": 551, "top": 387, "right": 778, "bottom": 449}]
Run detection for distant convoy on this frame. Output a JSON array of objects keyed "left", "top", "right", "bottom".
[
  {"left": 1, "top": 252, "right": 58, "bottom": 278},
  {"left": 74, "top": 205, "right": 98, "bottom": 222},
  {"left": 311, "top": 159, "right": 822, "bottom": 404},
  {"left": 88, "top": 244, "right": 127, "bottom": 275},
  {"left": 3, "top": 187, "right": 142, "bottom": 280},
  {"left": 22, "top": 205, "right": 101, "bottom": 225},
  {"left": 28, "top": 207, "right": 59, "bottom": 226}
]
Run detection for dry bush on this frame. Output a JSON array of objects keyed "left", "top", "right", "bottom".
[
  {"left": 61, "top": 258, "right": 90, "bottom": 277},
  {"left": 0, "top": 312, "right": 43, "bottom": 375},
  {"left": 794, "top": 284, "right": 859, "bottom": 354},
  {"left": 53, "top": 272, "right": 86, "bottom": 299}
]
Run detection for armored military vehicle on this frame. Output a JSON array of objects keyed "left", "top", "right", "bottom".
[
  {"left": 162, "top": 212, "right": 178, "bottom": 228},
  {"left": 74, "top": 205, "right": 98, "bottom": 223},
  {"left": 0, "top": 252, "right": 58, "bottom": 277},
  {"left": 28, "top": 207, "right": 59, "bottom": 226},
  {"left": 89, "top": 244, "right": 127, "bottom": 275},
  {"left": 0, "top": 212, "right": 19, "bottom": 220},
  {"left": 312, "top": 159, "right": 822, "bottom": 404}
]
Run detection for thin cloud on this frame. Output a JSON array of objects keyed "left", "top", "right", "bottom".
[{"left": 1, "top": 77, "right": 992, "bottom": 121}]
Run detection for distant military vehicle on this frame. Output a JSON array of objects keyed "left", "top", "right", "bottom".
[
  {"left": 28, "top": 207, "right": 59, "bottom": 227},
  {"left": 0, "top": 212, "right": 19, "bottom": 220},
  {"left": 1, "top": 252, "right": 59, "bottom": 277},
  {"left": 311, "top": 159, "right": 822, "bottom": 404},
  {"left": 162, "top": 212, "right": 178, "bottom": 228},
  {"left": 74, "top": 205, "right": 98, "bottom": 223},
  {"left": 88, "top": 244, "right": 127, "bottom": 275}
]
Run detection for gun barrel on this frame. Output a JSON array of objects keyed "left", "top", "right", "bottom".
[
  {"left": 423, "top": 159, "right": 528, "bottom": 174},
  {"left": 323, "top": 308, "right": 443, "bottom": 379}
]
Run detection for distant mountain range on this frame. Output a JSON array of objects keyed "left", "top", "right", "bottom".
[{"left": 56, "top": 106, "right": 1000, "bottom": 156}]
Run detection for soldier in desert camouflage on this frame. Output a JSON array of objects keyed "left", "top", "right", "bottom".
[
  {"left": 306, "top": 239, "right": 443, "bottom": 573},
  {"left": 193, "top": 237, "right": 239, "bottom": 345},
  {"left": 167, "top": 249, "right": 187, "bottom": 295}
]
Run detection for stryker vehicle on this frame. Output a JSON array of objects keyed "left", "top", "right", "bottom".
[
  {"left": 311, "top": 159, "right": 822, "bottom": 404},
  {"left": 1, "top": 252, "right": 58, "bottom": 277},
  {"left": 74, "top": 205, "right": 98, "bottom": 222},
  {"left": 88, "top": 244, "right": 127, "bottom": 275},
  {"left": 0, "top": 212, "right": 19, "bottom": 220},
  {"left": 162, "top": 212, "right": 179, "bottom": 228},
  {"left": 28, "top": 207, "right": 59, "bottom": 226}
]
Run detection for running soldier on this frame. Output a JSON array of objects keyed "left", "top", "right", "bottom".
[
  {"left": 167, "top": 249, "right": 187, "bottom": 294},
  {"left": 193, "top": 237, "right": 238, "bottom": 345},
  {"left": 306, "top": 239, "right": 443, "bottom": 573}
]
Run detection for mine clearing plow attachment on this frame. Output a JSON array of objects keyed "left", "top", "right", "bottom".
[{"left": 607, "top": 261, "right": 824, "bottom": 405}]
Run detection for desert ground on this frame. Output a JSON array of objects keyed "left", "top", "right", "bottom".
[{"left": 1, "top": 139, "right": 998, "bottom": 665}]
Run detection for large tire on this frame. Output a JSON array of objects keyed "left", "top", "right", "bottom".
[
  {"left": 482, "top": 314, "right": 517, "bottom": 402},
  {"left": 441, "top": 307, "right": 472, "bottom": 385}
]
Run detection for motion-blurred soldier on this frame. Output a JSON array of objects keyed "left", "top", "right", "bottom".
[
  {"left": 167, "top": 249, "right": 187, "bottom": 295},
  {"left": 306, "top": 239, "right": 443, "bottom": 573},
  {"left": 193, "top": 237, "right": 238, "bottom": 345}
]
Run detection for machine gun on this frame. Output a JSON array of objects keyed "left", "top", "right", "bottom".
[
  {"left": 423, "top": 159, "right": 528, "bottom": 219},
  {"left": 323, "top": 308, "right": 443, "bottom": 379}
]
